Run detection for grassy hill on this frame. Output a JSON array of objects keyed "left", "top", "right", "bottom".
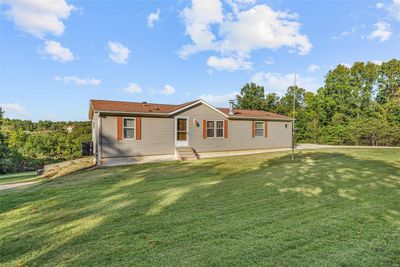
[{"left": 1, "top": 149, "right": 399, "bottom": 266}]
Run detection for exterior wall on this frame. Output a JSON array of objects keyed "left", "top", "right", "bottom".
[
  {"left": 96, "top": 103, "right": 292, "bottom": 159},
  {"left": 176, "top": 103, "right": 292, "bottom": 153},
  {"left": 100, "top": 115, "right": 175, "bottom": 158}
]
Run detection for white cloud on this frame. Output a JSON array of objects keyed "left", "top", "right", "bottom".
[
  {"left": 147, "top": 8, "right": 160, "bottom": 28},
  {"left": 251, "top": 72, "right": 321, "bottom": 94},
  {"left": 160, "top": 84, "right": 176, "bottom": 95},
  {"left": 41, "top": 40, "right": 74, "bottom": 62},
  {"left": 199, "top": 91, "right": 238, "bottom": 106},
  {"left": 54, "top": 76, "right": 101, "bottom": 86},
  {"left": 388, "top": 0, "right": 400, "bottom": 20},
  {"left": 370, "top": 60, "right": 383, "bottom": 65},
  {"left": 180, "top": 0, "right": 223, "bottom": 58},
  {"left": 340, "top": 63, "right": 351, "bottom": 68},
  {"left": 368, "top": 22, "right": 392, "bottom": 42},
  {"left": 0, "top": 103, "right": 29, "bottom": 118},
  {"left": 376, "top": 2, "right": 385, "bottom": 9},
  {"left": 108, "top": 41, "right": 130, "bottom": 64},
  {"left": 207, "top": 55, "right": 252, "bottom": 71},
  {"left": 379, "top": 0, "right": 400, "bottom": 20},
  {"left": 1, "top": 0, "right": 75, "bottom": 39},
  {"left": 180, "top": 1, "right": 312, "bottom": 62},
  {"left": 307, "top": 64, "right": 320, "bottom": 73},
  {"left": 265, "top": 57, "right": 274, "bottom": 65},
  {"left": 120, "top": 83, "right": 142, "bottom": 94}
]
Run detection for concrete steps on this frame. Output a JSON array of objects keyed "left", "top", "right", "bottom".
[{"left": 176, "top": 147, "right": 198, "bottom": 161}]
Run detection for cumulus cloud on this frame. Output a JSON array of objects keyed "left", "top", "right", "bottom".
[
  {"left": 207, "top": 55, "right": 252, "bottom": 71},
  {"left": 368, "top": 22, "right": 392, "bottom": 42},
  {"left": 1, "top": 0, "right": 75, "bottom": 38},
  {"left": 370, "top": 60, "right": 383, "bottom": 65},
  {"left": 307, "top": 64, "right": 320, "bottom": 73},
  {"left": 147, "top": 8, "right": 160, "bottom": 28},
  {"left": 0, "top": 103, "right": 29, "bottom": 118},
  {"left": 377, "top": 0, "right": 400, "bottom": 21},
  {"left": 388, "top": 0, "right": 400, "bottom": 20},
  {"left": 180, "top": 0, "right": 312, "bottom": 65},
  {"left": 120, "top": 83, "right": 142, "bottom": 94},
  {"left": 180, "top": 0, "right": 223, "bottom": 58},
  {"left": 108, "top": 41, "right": 130, "bottom": 64},
  {"left": 54, "top": 76, "right": 101, "bottom": 86},
  {"left": 199, "top": 91, "right": 238, "bottom": 106},
  {"left": 251, "top": 72, "right": 321, "bottom": 94},
  {"left": 160, "top": 84, "right": 176, "bottom": 95},
  {"left": 41, "top": 40, "right": 74, "bottom": 62}
]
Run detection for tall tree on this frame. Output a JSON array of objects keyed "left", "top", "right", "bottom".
[{"left": 236, "top": 83, "right": 266, "bottom": 110}]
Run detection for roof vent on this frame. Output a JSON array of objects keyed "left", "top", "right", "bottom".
[
  {"left": 229, "top": 100, "right": 235, "bottom": 115},
  {"left": 142, "top": 101, "right": 147, "bottom": 106}
]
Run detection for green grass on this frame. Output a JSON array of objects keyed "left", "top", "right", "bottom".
[
  {"left": 1, "top": 149, "right": 399, "bottom": 266},
  {"left": 0, "top": 171, "right": 38, "bottom": 185}
]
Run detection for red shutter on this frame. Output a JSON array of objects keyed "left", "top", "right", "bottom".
[
  {"left": 136, "top": 117, "right": 141, "bottom": 140},
  {"left": 252, "top": 121, "right": 255, "bottom": 138},
  {"left": 265, "top": 121, "right": 268, "bottom": 138},
  {"left": 203, "top": 120, "right": 207, "bottom": 139},
  {"left": 117, "top": 116, "right": 123, "bottom": 140},
  {"left": 224, "top": 120, "right": 228, "bottom": 138}
]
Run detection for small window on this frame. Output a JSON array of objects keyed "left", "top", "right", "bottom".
[
  {"left": 255, "top": 122, "right": 264, "bottom": 137},
  {"left": 285, "top": 123, "right": 288, "bottom": 129},
  {"left": 216, "top": 121, "right": 224, "bottom": 137},
  {"left": 206, "top": 121, "right": 215, "bottom": 137},
  {"left": 123, "top": 118, "right": 135, "bottom": 139}
]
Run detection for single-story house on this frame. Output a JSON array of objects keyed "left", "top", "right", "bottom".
[{"left": 89, "top": 99, "right": 293, "bottom": 165}]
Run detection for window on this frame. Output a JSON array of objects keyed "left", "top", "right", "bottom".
[
  {"left": 206, "top": 121, "right": 215, "bottom": 137},
  {"left": 216, "top": 121, "right": 224, "bottom": 137},
  {"left": 255, "top": 122, "right": 264, "bottom": 136},
  {"left": 207, "top": 120, "right": 224, "bottom": 138},
  {"left": 285, "top": 123, "right": 288, "bottom": 129},
  {"left": 123, "top": 118, "right": 135, "bottom": 139}
]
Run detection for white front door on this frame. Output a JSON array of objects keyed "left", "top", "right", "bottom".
[{"left": 175, "top": 117, "right": 189, "bottom": 147}]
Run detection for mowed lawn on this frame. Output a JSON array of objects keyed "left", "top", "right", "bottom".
[{"left": 1, "top": 149, "right": 399, "bottom": 266}]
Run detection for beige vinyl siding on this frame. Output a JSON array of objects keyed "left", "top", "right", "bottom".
[
  {"left": 97, "top": 103, "right": 292, "bottom": 158},
  {"left": 176, "top": 103, "right": 292, "bottom": 152},
  {"left": 100, "top": 115, "right": 175, "bottom": 158}
]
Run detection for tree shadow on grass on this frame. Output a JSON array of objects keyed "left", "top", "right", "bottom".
[{"left": 1, "top": 150, "right": 400, "bottom": 266}]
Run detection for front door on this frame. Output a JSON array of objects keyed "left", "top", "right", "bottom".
[{"left": 175, "top": 117, "right": 189, "bottom": 147}]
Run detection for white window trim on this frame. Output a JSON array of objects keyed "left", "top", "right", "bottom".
[
  {"left": 123, "top": 117, "right": 135, "bottom": 140},
  {"left": 206, "top": 120, "right": 224, "bottom": 138},
  {"left": 255, "top": 121, "right": 265, "bottom": 137}
]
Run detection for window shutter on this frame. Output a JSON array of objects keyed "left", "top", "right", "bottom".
[
  {"left": 224, "top": 120, "right": 228, "bottom": 138},
  {"left": 203, "top": 120, "right": 207, "bottom": 139},
  {"left": 265, "top": 121, "right": 268, "bottom": 137},
  {"left": 252, "top": 121, "right": 255, "bottom": 138},
  {"left": 117, "top": 116, "right": 123, "bottom": 140},
  {"left": 136, "top": 117, "right": 141, "bottom": 140}
]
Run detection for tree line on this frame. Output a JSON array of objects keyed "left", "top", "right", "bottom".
[
  {"left": 0, "top": 112, "right": 91, "bottom": 174},
  {"left": 236, "top": 59, "right": 400, "bottom": 146}
]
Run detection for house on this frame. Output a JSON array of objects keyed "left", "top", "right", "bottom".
[{"left": 89, "top": 99, "right": 293, "bottom": 166}]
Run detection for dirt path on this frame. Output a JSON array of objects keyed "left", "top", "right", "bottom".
[{"left": 0, "top": 181, "right": 38, "bottom": 191}]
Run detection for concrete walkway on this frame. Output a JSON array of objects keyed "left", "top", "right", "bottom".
[{"left": 0, "top": 181, "right": 38, "bottom": 191}]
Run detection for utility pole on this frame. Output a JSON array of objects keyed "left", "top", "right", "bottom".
[{"left": 291, "top": 74, "right": 296, "bottom": 161}]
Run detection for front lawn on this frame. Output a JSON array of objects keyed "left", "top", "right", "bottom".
[
  {"left": 0, "top": 171, "right": 38, "bottom": 185},
  {"left": 1, "top": 149, "right": 399, "bottom": 266}
]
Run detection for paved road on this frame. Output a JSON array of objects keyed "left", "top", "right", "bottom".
[{"left": 0, "top": 181, "right": 38, "bottom": 191}]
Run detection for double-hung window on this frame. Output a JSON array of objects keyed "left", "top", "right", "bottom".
[
  {"left": 207, "top": 120, "right": 224, "bottom": 138},
  {"left": 216, "top": 121, "right": 224, "bottom": 137},
  {"left": 255, "top": 122, "right": 264, "bottom": 137},
  {"left": 123, "top": 118, "right": 135, "bottom": 139},
  {"left": 206, "top": 121, "right": 215, "bottom": 137}
]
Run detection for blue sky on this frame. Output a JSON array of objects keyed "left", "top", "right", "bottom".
[{"left": 0, "top": 0, "right": 399, "bottom": 121}]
